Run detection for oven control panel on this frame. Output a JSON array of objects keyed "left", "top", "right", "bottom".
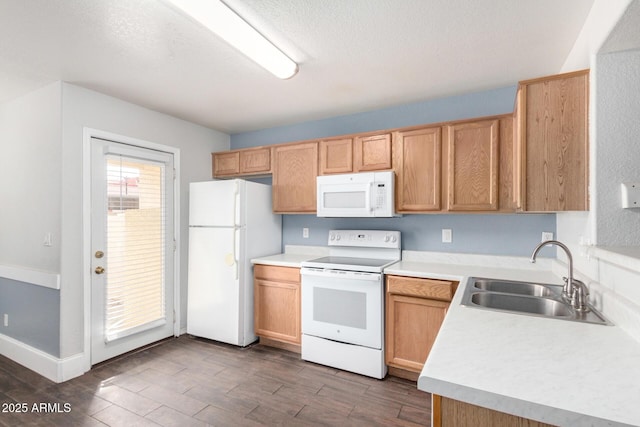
[{"left": 327, "top": 229, "right": 401, "bottom": 249}]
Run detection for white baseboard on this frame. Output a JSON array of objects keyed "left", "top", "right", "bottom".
[{"left": 0, "top": 333, "right": 85, "bottom": 383}]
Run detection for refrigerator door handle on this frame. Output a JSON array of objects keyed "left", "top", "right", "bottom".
[
  {"left": 233, "top": 227, "right": 240, "bottom": 280},
  {"left": 233, "top": 181, "right": 240, "bottom": 227}
]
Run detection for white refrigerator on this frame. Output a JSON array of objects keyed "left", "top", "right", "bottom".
[{"left": 187, "top": 179, "right": 281, "bottom": 346}]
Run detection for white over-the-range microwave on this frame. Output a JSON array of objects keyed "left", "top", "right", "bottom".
[{"left": 316, "top": 171, "right": 396, "bottom": 217}]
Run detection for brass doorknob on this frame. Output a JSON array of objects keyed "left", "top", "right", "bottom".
[
  {"left": 95, "top": 266, "right": 105, "bottom": 274},
  {"left": 95, "top": 251, "right": 104, "bottom": 259}
]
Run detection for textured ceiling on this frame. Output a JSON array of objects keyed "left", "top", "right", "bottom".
[{"left": 0, "top": 0, "right": 595, "bottom": 133}]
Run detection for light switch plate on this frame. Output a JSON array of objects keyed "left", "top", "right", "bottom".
[
  {"left": 442, "top": 229, "right": 452, "bottom": 243},
  {"left": 541, "top": 232, "right": 553, "bottom": 242},
  {"left": 621, "top": 182, "right": 640, "bottom": 208}
]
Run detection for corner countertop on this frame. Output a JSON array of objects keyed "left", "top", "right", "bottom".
[
  {"left": 394, "top": 260, "right": 640, "bottom": 426},
  {"left": 250, "top": 253, "right": 311, "bottom": 268},
  {"left": 251, "top": 245, "right": 330, "bottom": 268}
]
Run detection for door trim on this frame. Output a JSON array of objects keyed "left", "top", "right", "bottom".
[{"left": 82, "top": 127, "right": 181, "bottom": 372}]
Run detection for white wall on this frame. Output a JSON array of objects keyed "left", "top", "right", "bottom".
[
  {"left": 556, "top": 1, "right": 640, "bottom": 341},
  {"left": 0, "top": 82, "right": 62, "bottom": 272},
  {"left": 593, "top": 49, "right": 640, "bottom": 246},
  {"left": 59, "top": 83, "right": 229, "bottom": 357},
  {"left": 556, "top": 0, "right": 634, "bottom": 273}
]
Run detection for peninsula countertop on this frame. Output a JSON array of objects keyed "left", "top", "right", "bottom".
[{"left": 387, "top": 259, "right": 640, "bottom": 427}]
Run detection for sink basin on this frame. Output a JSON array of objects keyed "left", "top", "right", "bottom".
[
  {"left": 473, "top": 279, "right": 559, "bottom": 297},
  {"left": 470, "top": 292, "right": 572, "bottom": 317},
  {"left": 461, "top": 277, "right": 611, "bottom": 325}
]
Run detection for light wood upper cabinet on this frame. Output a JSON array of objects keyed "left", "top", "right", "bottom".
[
  {"left": 239, "top": 147, "right": 271, "bottom": 174},
  {"left": 212, "top": 151, "right": 240, "bottom": 177},
  {"left": 499, "top": 115, "right": 517, "bottom": 212},
  {"left": 393, "top": 126, "right": 442, "bottom": 212},
  {"left": 354, "top": 133, "right": 392, "bottom": 171},
  {"left": 272, "top": 142, "right": 318, "bottom": 213},
  {"left": 254, "top": 265, "right": 301, "bottom": 349},
  {"left": 319, "top": 138, "right": 353, "bottom": 175},
  {"left": 516, "top": 69, "right": 589, "bottom": 211},
  {"left": 444, "top": 119, "right": 500, "bottom": 211},
  {"left": 386, "top": 275, "right": 457, "bottom": 375},
  {"left": 319, "top": 133, "right": 392, "bottom": 175},
  {"left": 212, "top": 146, "right": 271, "bottom": 177}
]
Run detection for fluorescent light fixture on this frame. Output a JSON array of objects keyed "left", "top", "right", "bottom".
[{"left": 168, "top": 0, "right": 299, "bottom": 79}]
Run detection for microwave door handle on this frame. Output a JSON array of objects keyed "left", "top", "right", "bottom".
[{"left": 367, "top": 183, "right": 374, "bottom": 212}]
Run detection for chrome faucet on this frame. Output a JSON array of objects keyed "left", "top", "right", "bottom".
[{"left": 530, "top": 240, "right": 589, "bottom": 312}]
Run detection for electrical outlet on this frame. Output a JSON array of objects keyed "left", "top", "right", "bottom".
[
  {"left": 541, "top": 232, "right": 554, "bottom": 242},
  {"left": 3, "top": 314, "right": 8, "bottom": 327},
  {"left": 43, "top": 232, "right": 52, "bottom": 247},
  {"left": 442, "top": 229, "right": 452, "bottom": 243},
  {"left": 302, "top": 228, "right": 309, "bottom": 238}
]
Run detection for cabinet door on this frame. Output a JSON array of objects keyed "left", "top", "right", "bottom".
[
  {"left": 499, "top": 115, "right": 517, "bottom": 212},
  {"left": 272, "top": 142, "right": 318, "bottom": 213},
  {"left": 386, "top": 293, "right": 449, "bottom": 372},
  {"left": 393, "top": 127, "right": 442, "bottom": 211},
  {"left": 212, "top": 151, "right": 240, "bottom": 177},
  {"left": 239, "top": 147, "right": 271, "bottom": 174},
  {"left": 254, "top": 278, "right": 300, "bottom": 344},
  {"left": 354, "top": 133, "right": 392, "bottom": 171},
  {"left": 444, "top": 119, "right": 499, "bottom": 211},
  {"left": 319, "top": 138, "right": 353, "bottom": 175},
  {"left": 518, "top": 70, "right": 589, "bottom": 211}
]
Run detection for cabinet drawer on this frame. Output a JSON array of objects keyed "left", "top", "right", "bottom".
[
  {"left": 387, "top": 275, "right": 457, "bottom": 302},
  {"left": 254, "top": 265, "right": 300, "bottom": 283}
]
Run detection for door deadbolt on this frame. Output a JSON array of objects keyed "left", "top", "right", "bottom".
[
  {"left": 95, "top": 266, "right": 105, "bottom": 274},
  {"left": 95, "top": 251, "right": 104, "bottom": 259}
]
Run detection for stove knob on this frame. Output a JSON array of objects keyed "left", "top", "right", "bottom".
[
  {"left": 384, "top": 235, "right": 390, "bottom": 242},
  {"left": 391, "top": 235, "right": 397, "bottom": 243},
  {"left": 336, "top": 235, "right": 341, "bottom": 241},
  {"left": 329, "top": 233, "right": 335, "bottom": 241}
]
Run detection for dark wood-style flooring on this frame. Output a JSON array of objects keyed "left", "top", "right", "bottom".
[{"left": 0, "top": 335, "right": 431, "bottom": 426}]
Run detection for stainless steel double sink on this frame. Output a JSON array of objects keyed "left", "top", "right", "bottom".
[{"left": 461, "top": 278, "right": 610, "bottom": 325}]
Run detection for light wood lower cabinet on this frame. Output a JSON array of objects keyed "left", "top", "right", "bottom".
[
  {"left": 433, "top": 395, "right": 556, "bottom": 427},
  {"left": 254, "top": 265, "right": 301, "bottom": 352},
  {"left": 385, "top": 275, "right": 457, "bottom": 376}
]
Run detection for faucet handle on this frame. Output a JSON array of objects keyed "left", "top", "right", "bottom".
[{"left": 571, "top": 280, "right": 590, "bottom": 312}]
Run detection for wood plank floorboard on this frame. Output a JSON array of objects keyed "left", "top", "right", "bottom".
[{"left": 0, "top": 335, "right": 431, "bottom": 426}]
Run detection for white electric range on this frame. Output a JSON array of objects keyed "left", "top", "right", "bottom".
[{"left": 300, "top": 230, "right": 401, "bottom": 379}]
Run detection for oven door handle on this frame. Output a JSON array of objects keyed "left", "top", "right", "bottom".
[{"left": 301, "top": 267, "right": 381, "bottom": 281}]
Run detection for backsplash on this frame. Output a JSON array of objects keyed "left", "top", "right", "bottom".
[
  {"left": 569, "top": 248, "right": 640, "bottom": 344},
  {"left": 283, "top": 214, "right": 556, "bottom": 257}
]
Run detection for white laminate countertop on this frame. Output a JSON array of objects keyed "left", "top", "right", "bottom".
[
  {"left": 389, "top": 261, "right": 640, "bottom": 427},
  {"left": 250, "top": 253, "right": 312, "bottom": 268}
]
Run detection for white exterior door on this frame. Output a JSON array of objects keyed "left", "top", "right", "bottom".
[{"left": 90, "top": 137, "right": 175, "bottom": 364}]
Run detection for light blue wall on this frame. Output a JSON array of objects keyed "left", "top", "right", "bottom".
[
  {"left": 232, "top": 86, "right": 556, "bottom": 257},
  {"left": 283, "top": 214, "right": 554, "bottom": 257},
  {"left": 232, "top": 86, "right": 519, "bottom": 148},
  {"left": 0, "top": 278, "right": 60, "bottom": 357}
]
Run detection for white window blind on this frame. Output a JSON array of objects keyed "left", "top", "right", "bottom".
[{"left": 104, "top": 155, "right": 166, "bottom": 342}]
